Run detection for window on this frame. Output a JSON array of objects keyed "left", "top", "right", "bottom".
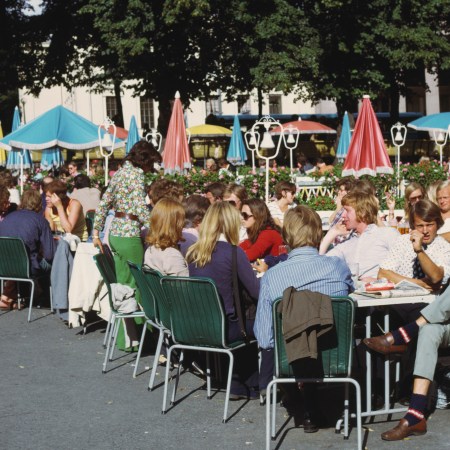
[
  {"left": 140, "top": 97, "right": 156, "bottom": 130},
  {"left": 206, "top": 94, "right": 222, "bottom": 116},
  {"left": 269, "top": 95, "right": 282, "bottom": 114},
  {"left": 237, "top": 95, "right": 251, "bottom": 114},
  {"left": 105, "top": 96, "right": 118, "bottom": 121}
]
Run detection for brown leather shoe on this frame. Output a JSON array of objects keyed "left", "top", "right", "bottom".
[
  {"left": 381, "top": 418, "right": 427, "bottom": 441},
  {"left": 363, "top": 332, "right": 407, "bottom": 355}
]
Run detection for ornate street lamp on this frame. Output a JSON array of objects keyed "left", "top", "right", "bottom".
[
  {"left": 431, "top": 127, "right": 448, "bottom": 167},
  {"left": 249, "top": 115, "right": 284, "bottom": 202},
  {"left": 390, "top": 122, "right": 407, "bottom": 194},
  {"left": 145, "top": 129, "right": 163, "bottom": 152},
  {"left": 282, "top": 124, "right": 300, "bottom": 175},
  {"left": 98, "top": 117, "right": 116, "bottom": 186},
  {"left": 244, "top": 129, "right": 258, "bottom": 172}
]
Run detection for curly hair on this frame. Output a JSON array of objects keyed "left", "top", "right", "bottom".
[{"left": 123, "top": 140, "right": 162, "bottom": 173}]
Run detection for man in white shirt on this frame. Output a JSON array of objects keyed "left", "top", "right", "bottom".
[{"left": 320, "top": 191, "right": 399, "bottom": 280}]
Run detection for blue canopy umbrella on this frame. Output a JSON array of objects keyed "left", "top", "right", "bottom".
[
  {"left": 126, "top": 115, "right": 141, "bottom": 154},
  {"left": 226, "top": 115, "right": 247, "bottom": 166},
  {"left": 0, "top": 105, "right": 125, "bottom": 173},
  {"left": 6, "top": 106, "right": 32, "bottom": 170},
  {"left": 336, "top": 111, "right": 352, "bottom": 162},
  {"left": 408, "top": 112, "right": 450, "bottom": 132}
]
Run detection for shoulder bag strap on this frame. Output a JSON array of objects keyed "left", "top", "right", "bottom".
[{"left": 231, "top": 245, "right": 249, "bottom": 342}]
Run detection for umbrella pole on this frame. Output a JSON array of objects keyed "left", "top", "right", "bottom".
[
  {"left": 19, "top": 152, "right": 24, "bottom": 195},
  {"left": 86, "top": 150, "right": 90, "bottom": 175}
]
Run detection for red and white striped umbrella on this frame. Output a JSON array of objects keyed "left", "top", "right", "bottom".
[
  {"left": 342, "top": 95, "right": 393, "bottom": 177},
  {"left": 162, "top": 91, "right": 191, "bottom": 174}
]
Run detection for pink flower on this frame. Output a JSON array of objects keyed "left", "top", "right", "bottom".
[{"left": 420, "top": 172, "right": 424, "bottom": 176}]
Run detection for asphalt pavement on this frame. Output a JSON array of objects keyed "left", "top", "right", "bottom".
[{"left": 2, "top": 307, "right": 450, "bottom": 450}]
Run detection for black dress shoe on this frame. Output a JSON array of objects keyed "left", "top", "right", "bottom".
[{"left": 302, "top": 414, "right": 319, "bottom": 433}]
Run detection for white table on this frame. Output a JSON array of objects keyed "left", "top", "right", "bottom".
[
  {"left": 351, "top": 292, "right": 435, "bottom": 419},
  {"left": 68, "top": 242, "right": 110, "bottom": 328}
]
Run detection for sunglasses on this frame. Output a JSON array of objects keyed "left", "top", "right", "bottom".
[
  {"left": 241, "top": 212, "right": 254, "bottom": 220},
  {"left": 225, "top": 200, "right": 237, "bottom": 207}
]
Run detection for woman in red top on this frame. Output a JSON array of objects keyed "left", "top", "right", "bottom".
[{"left": 239, "top": 198, "right": 283, "bottom": 262}]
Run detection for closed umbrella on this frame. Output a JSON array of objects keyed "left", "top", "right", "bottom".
[
  {"left": 226, "top": 115, "right": 247, "bottom": 166},
  {"left": 162, "top": 91, "right": 191, "bottom": 174},
  {"left": 336, "top": 111, "right": 352, "bottom": 162},
  {"left": 126, "top": 115, "right": 140, "bottom": 154},
  {"left": 342, "top": 95, "right": 393, "bottom": 177},
  {"left": 41, "top": 146, "right": 65, "bottom": 169}
]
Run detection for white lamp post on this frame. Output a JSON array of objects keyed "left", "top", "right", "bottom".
[
  {"left": 98, "top": 117, "right": 116, "bottom": 186},
  {"left": 282, "top": 124, "right": 300, "bottom": 175},
  {"left": 250, "top": 115, "right": 284, "bottom": 203},
  {"left": 390, "top": 122, "right": 407, "bottom": 195},
  {"left": 431, "top": 127, "right": 448, "bottom": 167},
  {"left": 244, "top": 129, "right": 259, "bottom": 172},
  {"left": 145, "top": 129, "right": 163, "bottom": 152}
]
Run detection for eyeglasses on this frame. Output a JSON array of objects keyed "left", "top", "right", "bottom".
[
  {"left": 225, "top": 200, "right": 237, "bottom": 207},
  {"left": 409, "top": 195, "right": 423, "bottom": 203},
  {"left": 241, "top": 212, "right": 254, "bottom": 220}
]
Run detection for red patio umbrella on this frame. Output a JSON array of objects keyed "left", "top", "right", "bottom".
[
  {"left": 270, "top": 119, "right": 336, "bottom": 135},
  {"left": 108, "top": 125, "right": 128, "bottom": 140},
  {"left": 342, "top": 95, "right": 393, "bottom": 177},
  {"left": 162, "top": 91, "right": 191, "bottom": 174}
]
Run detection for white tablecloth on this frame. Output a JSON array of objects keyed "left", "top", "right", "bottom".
[{"left": 68, "top": 242, "right": 110, "bottom": 328}]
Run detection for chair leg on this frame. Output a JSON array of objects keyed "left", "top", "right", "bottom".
[
  {"left": 206, "top": 353, "right": 211, "bottom": 399},
  {"left": 49, "top": 285, "right": 53, "bottom": 313},
  {"left": 222, "top": 351, "right": 234, "bottom": 423},
  {"left": 103, "top": 311, "right": 113, "bottom": 348},
  {"left": 148, "top": 329, "right": 165, "bottom": 391},
  {"left": 171, "top": 350, "right": 184, "bottom": 405},
  {"left": 109, "top": 317, "right": 121, "bottom": 361},
  {"left": 27, "top": 281, "right": 35, "bottom": 322},
  {"left": 162, "top": 346, "right": 176, "bottom": 414},
  {"left": 271, "top": 380, "right": 277, "bottom": 439},
  {"left": 133, "top": 320, "right": 148, "bottom": 378},
  {"left": 102, "top": 316, "right": 116, "bottom": 373}
]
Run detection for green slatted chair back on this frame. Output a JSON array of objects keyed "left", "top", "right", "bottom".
[
  {"left": 85, "top": 210, "right": 95, "bottom": 238},
  {"left": 0, "top": 237, "right": 31, "bottom": 279},
  {"left": 128, "top": 261, "right": 158, "bottom": 323},
  {"left": 273, "top": 296, "right": 355, "bottom": 378},
  {"left": 160, "top": 276, "right": 229, "bottom": 348},
  {"left": 93, "top": 253, "right": 117, "bottom": 311},
  {"left": 142, "top": 266, "right": 169, "bottom": 329}
]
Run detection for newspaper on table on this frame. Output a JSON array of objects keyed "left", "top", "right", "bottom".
[{"left": 356, "top": 279, "right": 430, "bottom": 299}]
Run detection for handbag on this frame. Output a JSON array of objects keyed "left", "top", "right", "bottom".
[{"left": 231, "top": 245, "right": 256, "bottom": 342}]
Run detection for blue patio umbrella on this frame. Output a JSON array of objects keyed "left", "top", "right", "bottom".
[
  {"left": 0, "top": 105, "right": 125, "bottom": 154},
  {"left": 408, "top": 112, "right": 450, "bottom": 133},
  {"left": 126, "top": 114, "right": 141, "bottom": 154},
  {"left": 226, "top": 115, "right": 247, "bottom": 166},
  {"left": 6, "top": 106, "right": 32, "bottom": 170},
  {"left": 336, "top": 111, "right": 352, "bottom": 162}
]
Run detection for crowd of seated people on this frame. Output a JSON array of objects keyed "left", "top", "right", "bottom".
[{"left": 4, "top": 158, "right": 450, "bottom": 444}]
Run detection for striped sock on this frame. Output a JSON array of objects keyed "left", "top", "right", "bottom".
[
  {"left": 404, "top": 393, "right": 427, "bottom": 426},
  {"left": 391, "top": 321, "right": 419, "bottom": 344}
]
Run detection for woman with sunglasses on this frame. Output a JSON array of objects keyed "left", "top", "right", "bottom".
[{"left": 239, "top": 198, "right": 283, "bottom": 262}]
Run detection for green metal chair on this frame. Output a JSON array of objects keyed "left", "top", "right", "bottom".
[
  {"left": 128, "top": 261, "right": 171, "bottom": 389},
  {"left": 85, "top": 210, "right": 96, "bottom": 239},
  {"left": 0, "top": 236, "right": 53, "bottom": 322},
  {"left": 265, "top": 296, "right": 362, "bottom": 450},
  {"left": 93, "top": 253, "right": 145, "bottom": 374},
  {"left": 160, "top": 275, "right": 255, "bottom": 423}
]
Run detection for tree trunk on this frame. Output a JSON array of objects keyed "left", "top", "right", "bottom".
[
  {"left": 157, "top": 94, "right": 172, "bottom": 137},
  {"left": 113, "top": 80, "right": 124, "bottom": 127},
  {"left": 257, "top": 87, "right": 263, "bottom": 117},
  {"left": 389, "top": 86, "right": 400, "bottom": 126}
]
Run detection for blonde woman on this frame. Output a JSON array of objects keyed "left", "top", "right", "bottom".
[
  {"left": 144, "top": 198, "right": 188, "bottom": 276},
  {"left": 186, "top": 202, "right": 260, "bottom": 400}
]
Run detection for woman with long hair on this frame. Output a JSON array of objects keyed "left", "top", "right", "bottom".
[
  {"left": 186, "top": 202, "right": 260, "bottom": 399},
  {"left": 239, "top": 198, "right": 283, "bottom": 262},
  {"left": 403, "top": 182, "right": 427, "bottom": 223},
  {"left": 144, "top": 198, "right": 188, "bottom": 276}
]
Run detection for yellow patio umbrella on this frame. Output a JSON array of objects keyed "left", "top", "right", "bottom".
[
  {"left": 0, "top": 121, "right": 6, "bottom": 165},
  {"left": 186, "top": 124, "right": 232, "bottom": 137}
]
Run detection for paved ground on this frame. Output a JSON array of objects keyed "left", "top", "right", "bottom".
[{"left": 2, "top": 307, "right": 450, "bottom": 450}]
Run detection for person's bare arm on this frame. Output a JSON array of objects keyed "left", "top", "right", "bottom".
[
  {"left": 52, "top": 195, "right": 82, "bottom": 234},
  {"left": 377, "top": 268, "right": 433, "bottom": 290}
]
